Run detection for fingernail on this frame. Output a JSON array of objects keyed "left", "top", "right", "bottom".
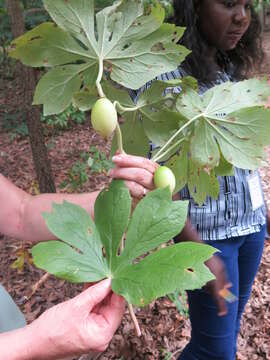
[
  {"left": 112, "top": 155, "right": 121, "bottom": 162},
  {"left": 101, "top": 278, "right": 111, "bottom": 287}
]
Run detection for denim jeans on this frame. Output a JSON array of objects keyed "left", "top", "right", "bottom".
[{"left": 178, "top": 225, "right": 266, "bottom": 360}]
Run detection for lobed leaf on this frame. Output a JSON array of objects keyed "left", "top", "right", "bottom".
[
  {"left": 9, "top": 0, "right": 189, "bottom": 115},
  {"left": 31, "top": 181, "right": 215, "bottom": 306}
]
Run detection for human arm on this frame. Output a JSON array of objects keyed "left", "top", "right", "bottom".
[
  {"left": 0, "top": 173, "right": 99, "bottom": 243},
  {"left": 0, "top": 154, "right": 157, "bottom": 244},
  {"left": 0, "top": 279, "right": 125, "bottom": 360}
]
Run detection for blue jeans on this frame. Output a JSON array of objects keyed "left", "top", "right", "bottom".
[{"left": 178, "top": 225, "right": 266, "bottom": 360}]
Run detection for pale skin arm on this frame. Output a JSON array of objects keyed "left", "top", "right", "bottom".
[
  {"left": 0, "top": 173, "right": 99, "bottom": 243},
  {"left": 0, "top": 154, "right": 157, "bottom": 244},
  {"left": 0, "top": 279, "right": 125, "bottom": 360}
]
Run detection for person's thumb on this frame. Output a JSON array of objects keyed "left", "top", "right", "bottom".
[{"left": 76, "top": 278, "right": 112, "bottom": 311}]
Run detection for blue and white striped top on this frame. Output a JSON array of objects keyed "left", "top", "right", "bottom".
[{"left": 129, "top": 67, "right": 266, "bottom": 241}]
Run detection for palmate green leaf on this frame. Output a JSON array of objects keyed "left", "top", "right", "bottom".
[
  {"left": 31, "top": 181, "right": 215, "bottom": 306},
  {"left": 158, "top": 79, "right": 270, "bottom": 203},
  {"left": 176, "top": 79, "right": 270, "bottom": 170},
  {"left": 113, "top": 242, "right": 216, "bottom": 306},
  {"left": 9, "top": 0, "right": 189, "bottom": 115}
]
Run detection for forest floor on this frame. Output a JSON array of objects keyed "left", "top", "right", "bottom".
[{"left": 0, "top": 32, "right": 270, "bottom": 360}]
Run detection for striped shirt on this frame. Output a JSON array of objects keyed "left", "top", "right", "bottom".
[{"left": 129, "top": 67, "right": 266, "bottom": 241}]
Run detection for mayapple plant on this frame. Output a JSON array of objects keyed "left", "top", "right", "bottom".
[
  {"left": 9, "top": 0, "right": 270, "bottom": 335},
  {"left": 9, "top": 0, "right": 270, "bottom": 204}
]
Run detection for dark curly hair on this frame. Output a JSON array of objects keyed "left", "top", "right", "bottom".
[{"left": 171, "top": 0, "right": 264, "bottom": 82}]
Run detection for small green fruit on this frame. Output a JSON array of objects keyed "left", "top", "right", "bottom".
[
  {"left": 91, "top": 98, "right": 118, "bottom": 137},
  {"left": 154, "top": 166, "right": 176, "bottom": 194}
]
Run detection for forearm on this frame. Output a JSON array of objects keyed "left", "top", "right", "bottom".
[
  {"left": 21, "top": 191, "right": 99, "bottom": 243},
  {"left": 0, "top": 174, "right": 100, "bottom": 243},
  {"left": 174, "top": 218, "right": 203, "bottom": 244},
  {"left": 172, "top": 193, "right": 202, "bottom": 244},
  {"left": 0, "top": 325, "right": 41, "bottom": 360}
]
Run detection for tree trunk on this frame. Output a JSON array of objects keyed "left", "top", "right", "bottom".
[
  {"left": 258, "top": 0, "right": 265, "bottom": 32},
  {"left": 6, "top": 0, "right": 56, "bottom": 193}
]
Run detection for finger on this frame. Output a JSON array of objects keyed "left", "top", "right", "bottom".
[
  {"left": 83, "top": 282, "right": 97, "bottom": 291},
  {"left": 217, "top": 295, "right": 228, "bottom": 317},
  {"left": 99, "top": 293, "right": 126, "bottom": 331},
  {"left": 76, "top": 279, "right": 112, "bottom": 311},
  {"left": 109, "top": 167, "right": 155, "bottom": 189},
  {"left": 125, "top": 181, "right": 150, "bottom": 199},
  {"left": 112, "top": 154, "right": 158, "bottom": 174},
  {"left": 225, "top": 282, "right": 232, "bottom": 289}
]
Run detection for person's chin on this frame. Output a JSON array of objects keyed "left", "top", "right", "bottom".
[{"left": 224, "top": 35, "right": 243, "bottom": 50}]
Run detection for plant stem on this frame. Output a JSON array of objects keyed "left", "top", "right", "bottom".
[
  {"left": 115, "top": 101, "right": 139, "bottom": 113},
  {"left": 119, "top": 232, "right": 141, "bottom": 336},
  {"left": 116, "top": 122, "right": 124, "bottom": 154},
  {"left": 113, "top": 101, "right": 125, "bottom": 154},
  {"left": 154, "top": 137, "right": 186, "bottom": 163},
  {"left": 152, "top": 113, "right": 203, "bottom": 162},
  {"left": 96, "top": 58, "right": 105, "bottom": 98},
  {"left": 128, "top": 303, "right": 142, "bottom": 337}
]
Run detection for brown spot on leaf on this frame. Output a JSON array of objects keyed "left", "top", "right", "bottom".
[{"left": 30, "top": 36, "right": 41, "bottom": 41}]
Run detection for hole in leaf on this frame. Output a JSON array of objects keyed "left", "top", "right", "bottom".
[
  {"left": 186, "top": 268, "right": 194, "bottom": 273},
  {"left": 122, "top": 43, "right": 131, "bottom": 51}
]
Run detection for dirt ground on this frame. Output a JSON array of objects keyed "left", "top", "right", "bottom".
[{"left": 0, "top": 32, "right": 270, "bottom": 360}]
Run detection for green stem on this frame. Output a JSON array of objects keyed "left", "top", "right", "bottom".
[
  {"left": 96, "top": 57, "right": 105, "bottom": 98},
  {"left": 119, "top": 237, "right": 141, "bottom": 336},
  {"left": 154, "top": 138, "right": 186, "bottom": 163},
  {"left": 115, "top": 101, "right": 139, "bottom": 113},
  {"left": 113, "top": 101, "right": 125, "bottom": 154},
  {"left": 152, "top": 113, "right": 203, "bottom": 162}
]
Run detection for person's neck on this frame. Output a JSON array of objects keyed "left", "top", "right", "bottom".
[{"left": 204, "top": 45, "right": 221, "bottom": 73}]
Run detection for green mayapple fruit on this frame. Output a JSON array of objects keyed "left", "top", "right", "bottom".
[
  {"left": 91, "top": 98, "right": 118, "bottom": 137},
  {"left": 154, "top": 166, "right": 176, "bottom": 194}
]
